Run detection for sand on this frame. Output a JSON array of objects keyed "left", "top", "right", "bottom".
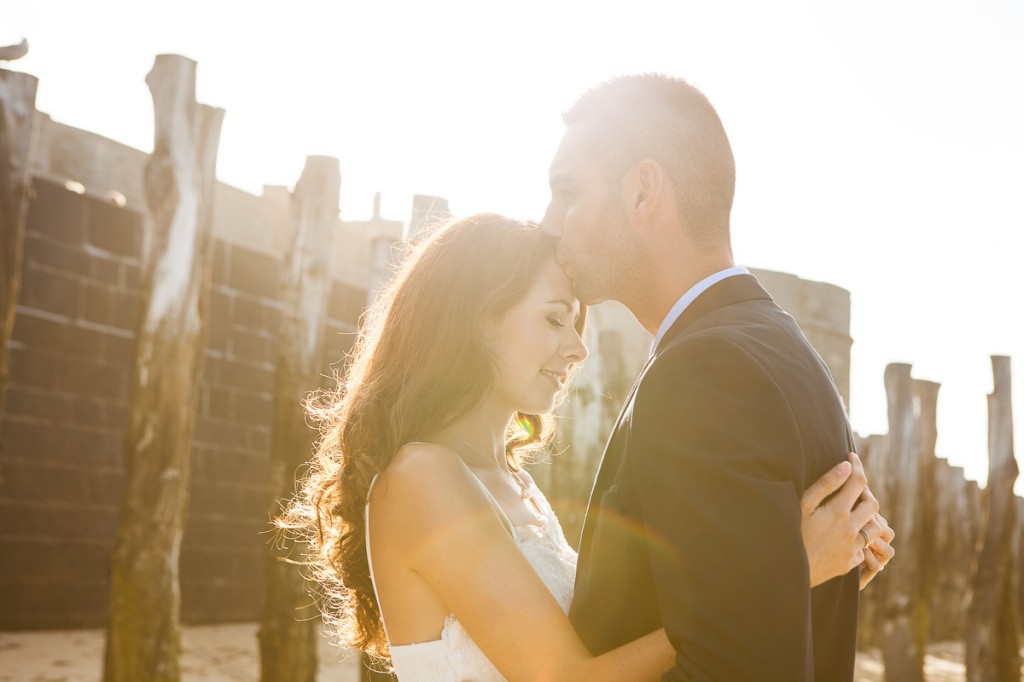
[
  {"left": 0, "top": 624, "right": 968, "bottom": 681},
  {"left": 0, "top": 624, "right": 358, "bottom": 682}
]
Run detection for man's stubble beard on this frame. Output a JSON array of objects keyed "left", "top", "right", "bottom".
[{"left": 571, "top": 197, "right": 645, "bottom": 308}]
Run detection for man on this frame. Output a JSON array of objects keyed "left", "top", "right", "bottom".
[{"left": 542, "top": 75, "right": 884, "bottom": 681}]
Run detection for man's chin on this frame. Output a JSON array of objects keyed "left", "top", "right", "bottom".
[{"left": 571, "top": 280, "right": 609, "bottom": 306}]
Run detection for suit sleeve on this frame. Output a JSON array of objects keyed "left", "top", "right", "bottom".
[{"left": 629, "top": 334, "right": 813, "bottom": 682}]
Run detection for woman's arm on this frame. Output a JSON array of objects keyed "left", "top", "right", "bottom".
[
  {"left": 800, "top": 452, "right": 894, "bottom": 587},
  {"left": 377, "top": 445, "right": 674, "bottom": 682}
]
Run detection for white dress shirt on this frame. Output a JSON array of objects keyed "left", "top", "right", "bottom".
[{"left": 650, "top": 266, "right": 750, "bottom": 356}]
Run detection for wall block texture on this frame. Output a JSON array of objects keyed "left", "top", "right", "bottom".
[{"left": 0, "top": 178, "right": 364, "bottom": 629}]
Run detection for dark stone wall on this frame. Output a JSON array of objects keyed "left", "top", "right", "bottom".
[{"left": 0, "top": 177, "right": 364, "bottom": 629}]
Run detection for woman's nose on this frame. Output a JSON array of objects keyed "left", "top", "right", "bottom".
[{"left": 563, "top": 332, "right": 588, "bottom": 363}]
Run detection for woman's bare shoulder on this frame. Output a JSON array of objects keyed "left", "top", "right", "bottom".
[
  {"left": 382, "top": 442, "right": 464, "bottom": 485},
  {"left": 372, "top": 442, "right": 482, "bottom": 521}
]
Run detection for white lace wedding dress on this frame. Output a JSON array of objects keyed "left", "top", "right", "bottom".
[{"left": 365, "top": 469, "right": 578, "bottom": 681}]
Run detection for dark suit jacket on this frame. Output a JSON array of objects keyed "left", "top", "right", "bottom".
[{"left": 569, "top": 274, "right": 859, "bottom": 682}]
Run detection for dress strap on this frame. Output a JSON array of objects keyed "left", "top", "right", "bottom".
[
  {"left": 462, "top": 466, "right": 519, "bottom": 542},
  {"left": 364, "top": 474, "right": 393, "bottom": 642},
  {"left": 405, "top": 441, "right": 520, "bottom": 541}
]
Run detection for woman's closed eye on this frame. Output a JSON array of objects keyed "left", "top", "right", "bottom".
[{"left": 547, "top": 316, "right": 566, "bottom": 329}]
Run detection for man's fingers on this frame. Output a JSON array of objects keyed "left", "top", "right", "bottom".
[{"left": 802, "top": 458, "right": 852, "bottom": 512}]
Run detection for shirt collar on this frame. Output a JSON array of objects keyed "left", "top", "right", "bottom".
[{"left": 649, "top": 266, "right": 750, "bottom": 356}]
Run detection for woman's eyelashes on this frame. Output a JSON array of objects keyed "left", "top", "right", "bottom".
[{"left": 547, "top": 316, "right": 566, "bottom": 329}]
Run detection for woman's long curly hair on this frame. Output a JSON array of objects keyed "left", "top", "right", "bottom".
[{"left": 279, "top": 213, "right": 585, "bottom": 663}]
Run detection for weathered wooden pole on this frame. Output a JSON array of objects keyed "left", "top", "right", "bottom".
[
  {"left": 103, "top": 55, "right": 223, "bottom": 682},
  {"left": 931, "top": 459, "right": 975, "bottom": 641},
  {"left": 0, "top": 40, "right": 29, "bottom": 62},
  {"left": 407, "top": 193, "right": 449, "bottom": 241},
  {"left": 966, "top": 356, "right": 1019, "bottom": 682},
  {"left": 912, "top": 379, "right": 940, "bottom": 653},
  {"left": 880, "top": 363, "right": 926, "bottom": 682},
  {"left": 367, "top": 200, "right": 394, "bottom": 304},
  {"left": 258, "top": 156, "right": 340, "bottom": 682},
  {"left": 855, "top": 432, "right": 887, "bottom": 647},
  {"left": 1015, "top": 496, "right": 1024, "bottom": 641},
  {"left": 0, "top": 68, "right": 38, "bottom": 437}
]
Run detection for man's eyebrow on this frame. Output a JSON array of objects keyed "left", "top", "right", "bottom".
[{"left": 548, "top": 173, "right": 573, "bottom": 189}]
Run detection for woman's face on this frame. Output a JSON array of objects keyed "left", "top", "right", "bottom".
[{"left": 487, "top": 258, "right": 588, "bottom": 416}]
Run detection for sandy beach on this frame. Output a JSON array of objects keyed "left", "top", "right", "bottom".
[
  {"left": 0, "top": 624, "right": 358, "bottom": 682},
  {"left": 0, "top": 623, "right": 973, "bottom": 681}
]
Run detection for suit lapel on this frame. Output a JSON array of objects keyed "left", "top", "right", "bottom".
[
  {"left": 575, "top": 354, "right": 652, "bottom": 551},
  {"left": 577, "top": 274, "right": 774, "bottom": 553},
  {"left": 653, "top": 274, "right": 772, "bottom": 354},
  {"left": 584, "top": 353, "right": 653, "bottom": 498}
]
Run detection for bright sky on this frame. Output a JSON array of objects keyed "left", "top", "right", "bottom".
[{"left": 5, "top": 0, "right": 1023, "bottom": 488}]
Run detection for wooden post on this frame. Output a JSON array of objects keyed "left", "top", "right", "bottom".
[
  {"left": 103, "top": 55, "right": 223, "bottom": 682},
  {"left": 931, "top": 459, "right": 975, "bottom": 641},
  {"left": 407, "top": 194, "right": 449, "bottom": 241},
  {"left": 1015, "top": 496, "right": 1024, "bottom": 643},
  {"left": 0, "top": 68, "right": 38, "bottom": 437},
  {"left": 879, "top": 363, "right": 926, "bottom": 682},
  {"left": 966, "top": 356, "right": 1020, "bottom": 682},
  {"left": 912, "top": 379, "right": 939, "bottom": 653},
  {"left": 257, "top": 156, "right": 340, "bottom": 682},
  {"left": 0, "top": 40, "right": 29, "bottom": 62},
  {"left": 855, "top": 432, "right": 887, "bottom": 648}
]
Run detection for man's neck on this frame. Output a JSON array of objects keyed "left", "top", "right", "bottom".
[{"left": 629, "top": 255, "right": 736, "bottom": 336}]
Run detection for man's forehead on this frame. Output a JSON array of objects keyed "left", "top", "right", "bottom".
[{"left": 548, "top": 122, "right": 600, "bottom": 179}]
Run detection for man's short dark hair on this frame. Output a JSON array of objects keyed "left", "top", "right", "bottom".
[{"left": 564, "top": 74, "right": 736, "bottom": 251}]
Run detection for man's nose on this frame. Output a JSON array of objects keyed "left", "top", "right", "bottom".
[{"left": 540, "top": 203, "right": 561, "bottom": 237}]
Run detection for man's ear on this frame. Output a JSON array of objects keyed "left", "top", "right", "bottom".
[{"left": 624, "top": 159, "right": 664, "bottom": 218}]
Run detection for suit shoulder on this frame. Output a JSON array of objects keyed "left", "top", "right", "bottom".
[
  {"left": 635, "top": 331, "right": 796, "bottom": 431},
  {"left": 650, "top": 329, "right": 769, "bottom": 380}
]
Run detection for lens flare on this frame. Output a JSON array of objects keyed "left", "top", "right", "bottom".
[{"left": 516, "top": 415, "right": 535, "bottom": 439}]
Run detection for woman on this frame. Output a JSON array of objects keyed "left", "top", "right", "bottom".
[{"left": 282, "top": 213, "right": 893, "bottom": 681}]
